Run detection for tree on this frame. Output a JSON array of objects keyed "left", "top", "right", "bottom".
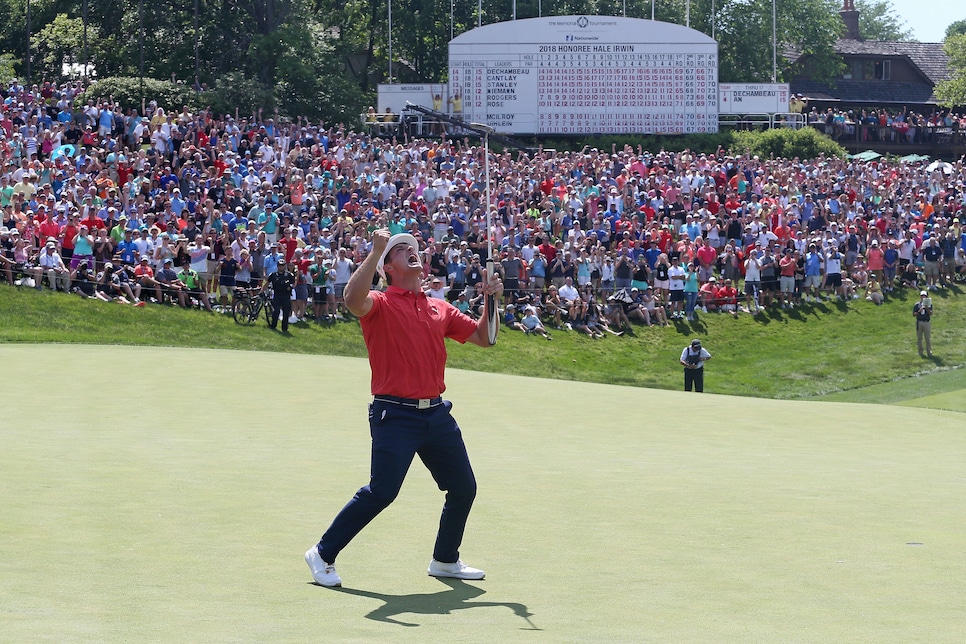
[
  {"left": 935, "top": 33, "right": 966, "bottom": 107},
  {"left": 854, "top": 0, "right": 912, "bottom": 41},
  {"left": 0, "top": 53, "right": 18, "bottom": 86},
  {"left": 715, "top": 0, "right": 845, "bottom": 84},
  {"left": 32, "top": 13, "right": 93, "bottom": 80},
  {"left": 946, "top": 19, "right": 966, "bottom": 39}
]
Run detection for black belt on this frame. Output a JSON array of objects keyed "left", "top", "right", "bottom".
[{"left": 373, "top": 395, "right": 443, "bottom": 410}]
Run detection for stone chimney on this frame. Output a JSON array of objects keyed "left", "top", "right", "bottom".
[{"left": 839, "top": 0, "right": 861, "bottom": 40}]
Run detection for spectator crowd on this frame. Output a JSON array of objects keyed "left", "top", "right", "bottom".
[
  {"left": 2, "top": 77, "right": 965, "bottom": 335},
  {"left": 808, "top": 106, "right": 966, "bottom": 144}
]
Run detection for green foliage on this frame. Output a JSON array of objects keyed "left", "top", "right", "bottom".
[
  {"left": 269, "top": 23, "right": 368, "bottom": 124},
  {"left": 715, "top": 0, "right": 845, "bottom": 84},
  {"left": 730, "top": 126, "right": 846, "bottom": 160},
  {"left": 854, "top": 0, "right": 912, "bottom": 41},
  {"left": 0, "top": 53, "right": 18, "bottom": 86},
  {"left": 540, "top": 129, "right": 844, "bottom": 162},
  {"left": 207, "top": 72, "right": 277, "bottom": 118},
  {"left": 539, "top": 133, "right": 734, "bottom": 156},
  {"left": 77, "top": 77, "right": 204, "bottom": 112},
  {"left": 31, "top": 13, "right": 89, "bottom": 81},
  {"left": 935, "top": 33, "right": 966, "bottom": 108},
  {"left": 946, "top": 19, "right": 966, "bottom": 39}
]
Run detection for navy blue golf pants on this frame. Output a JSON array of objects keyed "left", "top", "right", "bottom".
[{"left": 317, "top": 399, "right": 477, "bottom": 564}]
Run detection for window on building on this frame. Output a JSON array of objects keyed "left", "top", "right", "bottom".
[
  {"left": 856, "top": 60, "right": 891, "bottom": 80},
  {"left": 875, "top": 60, "right": 891, "bottom": 80}
]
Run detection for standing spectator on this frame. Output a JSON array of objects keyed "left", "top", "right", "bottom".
[
  {"left": 743, "top": 248, "right": 762, "bottom": 313},
  {"left": 667, "top": 256, "right": 686, "bottom": 319},
  {"left": 824, "top": 243, "right": 845, "bottom": 299},
  {"left": 683, "top": 261, "right": 700, "bottom": 320},
  {"left": 913, "top": 290, "right": 933, "bottom": 357},
  {"left": 500, "top": 247, "right": 524, "bottom": 299},
  {"left": 266, "top": 258, "right": 295, "bottom": 332},
  {"left": 680, "top": 338, "right": 712, "bottom": 392},
  {"left": 332, "top": 247, "right": 354, "bottom": 318},
  {"left": 778, "top": 248, "right": 797, "bottom": 308},
  {"left": 920, "top": 236, "right": 942, "bottom": 290}
]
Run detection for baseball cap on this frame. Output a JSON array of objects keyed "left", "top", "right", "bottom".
[
  {"left": 920, "top": 290, "right": 927, "bottom": 296},
  {"left": 377, "top": 233, "right": 418, "bottom": 279},
  {"left": 691, "top": 339, "right": 702, "bottom": 348}
]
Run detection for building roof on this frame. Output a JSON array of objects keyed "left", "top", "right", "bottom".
[
  {"left": 791, "top": 79, "right": 938, "bottom": 104},
  {"left": 832, "top": 39, "right": 950, "bottom": 85},
  {"left": 786, "top": 38, "right": 950, "bottom": 106}
]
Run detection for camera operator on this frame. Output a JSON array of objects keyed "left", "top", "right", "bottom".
[{"left": 680, "top": 338, "right": 712, "bottom": 392}]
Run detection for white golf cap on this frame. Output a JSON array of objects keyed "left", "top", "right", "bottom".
[{"left": 377, "top": 233, "right": 419, "bottom": 279}]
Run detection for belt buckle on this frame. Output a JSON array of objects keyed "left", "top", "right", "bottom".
[{"left": 417, "top": 398, "right": 431, "bottom": 409}]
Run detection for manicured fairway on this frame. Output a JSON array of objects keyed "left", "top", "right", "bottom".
[
  {"left": 897, "top": 389, "right": 966, "bottom": 413},
  {"left": 2, "top": 345, "right": 965, "bottom": 642}
]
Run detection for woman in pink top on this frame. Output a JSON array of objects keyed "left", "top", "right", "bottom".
[{"left": 866, "top": 240, "right": 885, "bottom": 282}]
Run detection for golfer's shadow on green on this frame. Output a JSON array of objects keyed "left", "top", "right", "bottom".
[{"left": 322, "top": 577, "right": 540, "bottom": 629}]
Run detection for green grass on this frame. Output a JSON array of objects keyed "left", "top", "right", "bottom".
[
  {"left": 2, "top": 282, "right": 964, "bottom": 403},
  {"left": 3, "top": 345, "right": 965, "bottom": 642}
]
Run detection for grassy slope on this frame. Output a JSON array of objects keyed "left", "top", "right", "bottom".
[{"left": 1, "top": 282, "right": 963, "bottom": 402}]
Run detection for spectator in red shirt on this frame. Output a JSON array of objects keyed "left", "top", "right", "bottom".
[
  {"left": 695, "top": 237, "right": 717, "bottom": 283},
  {"left": 37, "top": 210, "right": 61, "bottom": 243},
  {"left": 277, "top": 226, "right": 300, "bottom": 262}
]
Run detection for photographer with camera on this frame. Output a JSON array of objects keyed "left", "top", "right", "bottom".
[{"left": 680, "top": 338, "right": 712, "bottom": 392}]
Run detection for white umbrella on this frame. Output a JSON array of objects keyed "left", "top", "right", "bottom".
[{"left": 925, "top": 161, "right": 953, "bottom": 174}]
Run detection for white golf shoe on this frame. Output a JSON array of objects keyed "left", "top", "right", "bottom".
[
  {"left": 427, "top": 559, "right": 485, "bottom": 580},
  {"left": 305, "top": 547, "right": 342, "bottom": 587}
]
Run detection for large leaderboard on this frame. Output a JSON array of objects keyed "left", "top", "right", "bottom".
[{"left": 448, "top": 16, "right": 718, "bottom": 135}]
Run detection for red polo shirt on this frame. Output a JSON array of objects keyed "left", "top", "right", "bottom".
[{"left": 360, "top": 286, "right": 477, "bottom": 399}]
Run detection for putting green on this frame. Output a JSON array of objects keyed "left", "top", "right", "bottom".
[{"left": 2, "top": 345, "right": 965, "bottom": 642}]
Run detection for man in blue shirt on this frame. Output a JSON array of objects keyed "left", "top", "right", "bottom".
[
  {"left": 115, "top": 229, "right": 139, "bottom": 265},
  {"left": 804, "top": 243, "right": 823, "bottom": 301},
  {"left": 262, "top": 244, "right": 283, "bottom": 282}
]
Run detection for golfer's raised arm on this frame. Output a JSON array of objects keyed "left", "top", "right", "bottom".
[{"left": 343, "top": 230, "right": 389, "bottom": 317}]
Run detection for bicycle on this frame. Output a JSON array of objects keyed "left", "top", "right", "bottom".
[{"left": 232, "top": 287, "right": 274, "bottom": 325}]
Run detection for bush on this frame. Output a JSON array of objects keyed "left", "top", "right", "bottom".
[
  {"left": 730, "top": 126, "right": 845, "bottom": 160},
  {"left": 495, "top": 127, "right": 844, "bottom": 161}
]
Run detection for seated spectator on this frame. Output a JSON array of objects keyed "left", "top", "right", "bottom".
[
  {"left": 70, "top": 264, "right": 96, "bottom": 298},
  {"left": 641, "top": 286, "right": 669, "bottom": 326},
  {"left": 521, "top": 305, "right": 552, "bottom": 339},
  {"left": 717, "top": 278, "right": 740, "bottom": 318},
  {"left": 134, "top": 256, "right": 164, "bottom": 302},
  {"left": 37, "top": 239, "right": 71, "bottom": 292},
  {"left": 156, "top": 258, "right": 188, "bottom": 307},
  {"left": 604, "top": 293, "right": 635, "bottom": 329},
  {"left": 502, "top": 304, "right": 526, "bottom": 332},
  {"left": 542, "top": 285, "right": 566, "bottom": 328},
  {"left": 698, "top": 277, "right": 719, "bottom": 312},
  {"left": 865, "top": 275, "right": 884, "bottom": 305},
  {"left": 178, "top": 259, "right": 213, "bottom": 311},
  {"left": 94, "top": 263, "right": 138, "bottom": 305},
  {"left": 453, "top": 290, "right": 474, "bottom": 317}
]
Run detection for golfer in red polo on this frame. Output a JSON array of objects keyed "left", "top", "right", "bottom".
[{"left": 306, "top": 230, "right": 503, "bottom": 587}]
